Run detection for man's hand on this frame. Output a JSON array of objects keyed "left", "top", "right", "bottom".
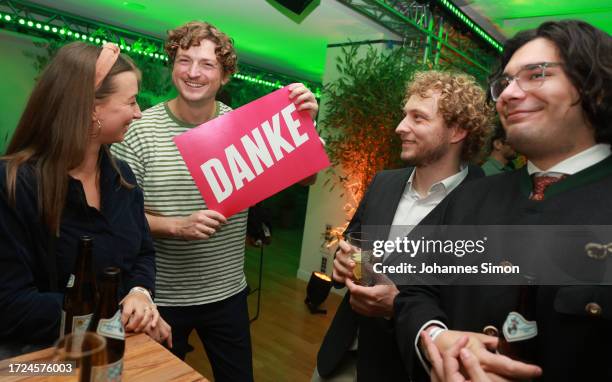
[
  {"left": 345, "top": 278, "right": 399, "bottom": 317},
  {"left": 288, "top": 83, "right": 318, "bottom": 121},
  {"left": 421, "top": 333, "right": 492, "bottom": 382},
  {"left": 145, "top": 316, "right": 173, "bottom": 349},
  {"left": 425, "top": 329, "right": 542, "bottom": 380},
  {"left": 174, "top": 210, "right": 227, "bottom": 240},
  {"left": 332, "top": 240, "right": 356, "bottom": 284},
  {"left": 121, "top": 292, "right": 159, "bottom": 333}
]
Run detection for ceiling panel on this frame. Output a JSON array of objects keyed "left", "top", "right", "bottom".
[{"left": 463, "top": 0, "right": 612, "bottom": 38}]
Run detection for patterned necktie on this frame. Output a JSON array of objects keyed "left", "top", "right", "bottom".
[{"left": 530, "top": 174, "right": 567, "bottom": 201}]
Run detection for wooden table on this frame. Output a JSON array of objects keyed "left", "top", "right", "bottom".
[{"left": 1, "top": 333, "right": 209, "bottom": 381}]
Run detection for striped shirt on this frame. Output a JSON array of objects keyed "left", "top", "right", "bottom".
[{"left": 111, "top": 101, "right": 248, "bottom": 306}]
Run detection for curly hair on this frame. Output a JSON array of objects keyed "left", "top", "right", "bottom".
[
  {"left": 165, "top": 21, "right": 237, "bottom": 76},
  {"left": 406, "top": 70, "right": 494, "bottom": 162},
  {"left": 490, "top": 20, "right": 612, "bottom": 144}
]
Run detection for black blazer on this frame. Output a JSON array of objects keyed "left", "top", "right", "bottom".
[
  {"left": 394, "top": 160, "right": 612, "bottom": 381},
  {"left": 316, "top": 165, "right": 484, "bottom": 381}
]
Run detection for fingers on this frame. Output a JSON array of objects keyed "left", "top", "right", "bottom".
[
  {"left": 125, "top": 304, "right": 145, "bottom": 332},
  {"left": 333, "top": 253, "right": 354, "bottom": 283},
  {"left": 182, "top": 210, "right": 228, "bottom": 240},
  {"left": 442, "top": 336, "right": 469, "bottom": 382},
  {"left": 201, "top": 210, "right": 227, "bottom": 224},
  {"left": 288, "top": 83, "right": 318, "bottom": 120},
  {"left": 421, "top": 331, "right": 444, "bottom": 377},
  {"left": 165, "top": 325, "right": 173, "bottom": 348},
  {"left": 135, "top": 305, "right": 156, "bottom": 332},
  {"left": 475, "top": 333, "right": 499, "bottom": 352},
  {"left": 478, "top": 350, "right": 542, "bottom": 379},
  {"left": 121, "top": 304, "right": 133, "bottom": 327},
  {"left": 446, "top": 335, "right": 469, "bottom": 357},
  {"left": 287, "top": 83, "right": 307, "bottom": 98},
  {"left": 149, "top": 307, "right": 160, "bottom": 329},
  {"left": 460, "top": 348, "right": 490, "bottom": 382},
  {"left": 337, "top": 240, "right": 354, "bottom": 254},
  {"left": 122, "top": 294, "right": 156, "bottom": 332}
]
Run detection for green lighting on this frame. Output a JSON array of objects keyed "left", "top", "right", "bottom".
[
  {"left": 436, "top": 0, "right": 503, "bottom": 52},
  {"left": 0, "top": 3, "right": 314, "bottom": 86}
]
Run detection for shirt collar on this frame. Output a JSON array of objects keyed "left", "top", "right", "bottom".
[
  {"left": 406, "top": 164, "right": 468, "bottom": 198},
  {"left": 527, "top": 143, "right": 612, "bottom": 176}
]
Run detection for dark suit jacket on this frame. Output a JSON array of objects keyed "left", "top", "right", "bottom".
[
  {"left": 394, "top": 157, "right": 612, "bottom": 381},
  {"left": 316, "top": 165, "right": 484, "bottom": 381}
]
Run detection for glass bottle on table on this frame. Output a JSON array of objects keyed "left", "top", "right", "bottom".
[
  {"left": 61, "top": 236, "right": 98, "bottom": 337},
  {"left": 88, "top": 267, "right": 125, "bottom": 381}
]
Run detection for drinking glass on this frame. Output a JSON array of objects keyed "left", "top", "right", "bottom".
[{"left": 53, "top": 332, "right": 107, "bottom": 382}]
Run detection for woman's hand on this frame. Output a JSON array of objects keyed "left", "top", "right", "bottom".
[
  {"left": 145, "top": 316, "right": 173, "bottom": 348},
  {"left": 121, "top": 291, "right": 159, "bottom": 333}
]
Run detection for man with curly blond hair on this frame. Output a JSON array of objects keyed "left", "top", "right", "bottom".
[
  {"left": 314, "top": 70, "right": 491, "bottom": 381},
  {"left": 112, "top": 21, "right": 319, "bottom": 382}
]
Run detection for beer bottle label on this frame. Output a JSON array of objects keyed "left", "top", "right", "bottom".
[
  {"left": 97, "top": 310, "right": 125, "bottom": 341},
  {"left": 502, "top": 311, "right": 538, "bottom": 343},
  {"left": 91, "top": 357, "right": 123, "bottom": 382},
  {"left": 72, "top": 313, "right": 93, "bottom": 335},
  {"left": 66, "top": 274, "right": 75, "bottom": 288}
]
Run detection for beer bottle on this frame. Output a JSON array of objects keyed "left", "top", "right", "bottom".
[
  {"left": 89, "top": 267, "right": 125, "bottom": 381},
  {"left": 60, "top": 236, "right": 98, "bottom": 337}
]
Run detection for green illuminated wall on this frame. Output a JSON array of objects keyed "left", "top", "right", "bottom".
[{"left": 0, "top": 30, "right": 45, "bottom": 154}]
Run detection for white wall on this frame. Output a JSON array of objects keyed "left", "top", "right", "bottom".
[{"left": 297, "top": 39, "right": 397, "bottom": 293}]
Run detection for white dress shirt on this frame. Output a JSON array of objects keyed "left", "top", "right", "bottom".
[
  {"left": 387, "top": 166, "right": 468, "bottom": 244},
  {"left": 527, "top": 143, "right": 611, "bottom": 176}
]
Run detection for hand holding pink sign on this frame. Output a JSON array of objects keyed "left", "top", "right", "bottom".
[{"left": 174, "top": 86, "right": 330, "bottom": 217}]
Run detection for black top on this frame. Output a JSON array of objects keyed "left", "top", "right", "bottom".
[{"left": 0, "top": 148, "right": 155, "bottom": 346}]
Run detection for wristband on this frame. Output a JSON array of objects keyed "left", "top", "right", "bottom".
[{"left": 428, "top": 326, "right": 447, "bottom": 343}]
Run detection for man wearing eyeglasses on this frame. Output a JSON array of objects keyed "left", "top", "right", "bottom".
[{"left": 393, "top": 20, "right": 612, "bottom": 381}]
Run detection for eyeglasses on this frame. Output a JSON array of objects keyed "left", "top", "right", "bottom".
[{"left": 490, "top": 62, "right": 562, "bottom": 101}]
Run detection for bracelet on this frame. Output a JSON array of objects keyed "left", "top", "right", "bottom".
[
  {"left": 428, "top": 326, "right": 447, "bottom": 343},
  {"left": 126, "top": 286, "right": 154, "bottom": 305}
]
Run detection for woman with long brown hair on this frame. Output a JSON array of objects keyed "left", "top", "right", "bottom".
[{"left": 0, "top": 42, "right": 170, "bottom": 356}]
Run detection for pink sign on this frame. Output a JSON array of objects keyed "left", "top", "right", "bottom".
[{"left": 174, "top": 86, "right": 330, "bottom": 217}]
